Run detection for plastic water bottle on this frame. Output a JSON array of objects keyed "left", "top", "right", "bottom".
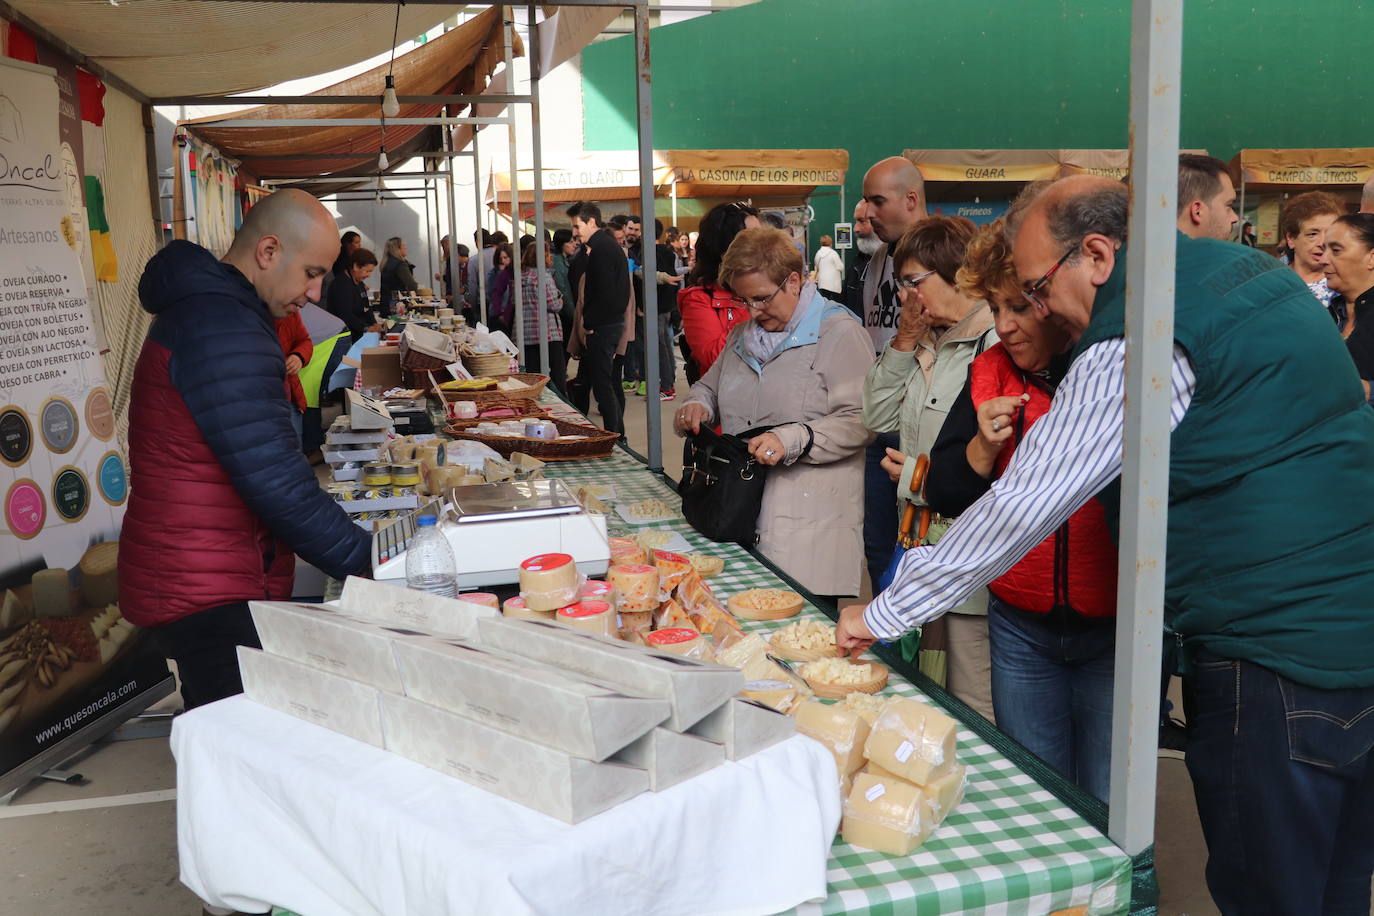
[{"left": 405, "top": 515, "right": 458, "bottom": 598}]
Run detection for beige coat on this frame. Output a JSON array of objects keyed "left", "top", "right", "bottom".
[{"left": 683, "top": 292, "right": 874, "bottom": 596}]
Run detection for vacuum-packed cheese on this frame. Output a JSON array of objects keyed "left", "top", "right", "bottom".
[
  {"left": 606, "top": 564, "right": 659, "bottom": 614},
  {"left": 646, "top": 627, "right": 712, "bottom": 661},
  {"left": 461, "top": 592, "right": 500, "bottom": 609},
  {"left": 608, "top": 536, "right": 647, "bottom": 566},
  {"left": 740, "top": 679, "right": 801, "bottom": 714},
  {"left": 579, "top": 579, "right": 618, "bottom": 607},
  {"left": 654, "top": 598, "right": 697, "bottom": 632},
  {"left": 794, "top": 700, "right": 871, "bottom": 775},
  {"left": 555, "top": 599, "right": 615, "bottom": 637},
  {"left": 503, "top": 595, "right": 554, "bottom": 620},
  {"left": 519, "top": 553, "right": 580, "bottom": 611},
  {"left": 863, "top": 696, "right": 959, "bottom": 786},
  {"left": 842, "top": 772, "right": 936, "bottom": 856},
  {"left": 921, "top": 763, "right": 968, "bottom": 823},
  {"left": 652, "top": 550, "right": 692, "bottom": 596}
]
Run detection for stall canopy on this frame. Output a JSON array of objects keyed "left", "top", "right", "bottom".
[
  {"left": 1229, "top": 148, "right": 1374, "bottom": 190},
  {"left": 1, "top": 1, "right": 471, "bottom": 100},
  {"left": 178, "top": 7, "right": 518, "bottom": 193},
  {"left": 491, "top": 148, "right": 849, "bottom": 212}
]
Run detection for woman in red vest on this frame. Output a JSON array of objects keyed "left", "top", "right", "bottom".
[{"left": 925, "top": 215, "right": 1118, "bottom": 801}]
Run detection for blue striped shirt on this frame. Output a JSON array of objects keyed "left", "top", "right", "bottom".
[{"left": 864, "top": 339, "right": 1197, "bottom": 640}]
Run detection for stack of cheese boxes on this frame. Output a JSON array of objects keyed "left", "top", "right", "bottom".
[
  {"left": 792, "top": 695, "right": 967, "bottom": 855},
  {"left": 236, "top": 576, "right": 797, "bottom": 824}
]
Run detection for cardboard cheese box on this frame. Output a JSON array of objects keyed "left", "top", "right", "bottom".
[
  {"left": 338, "top": 575, "right": 498, "bottom": 642},
  {"left": 611, "top": 727, "right": 725, "bottom": 791},
  {"left": 390, "top": 637, "right": 670, "bottom": 761},
  {"left": 380, "top": 692, "right": 649, "bottom": 824},
  {"left": 688, "top": 697, "right": 796, "bottom": 761},
  {"left": 237, "top": 647, "right": 386, "bottom": 748},
  {"left": 475, "top": 616, "right": 743, "bottom": 732},
  {"left": 248, "top": 601, "right": 408, "bottom": 692}
]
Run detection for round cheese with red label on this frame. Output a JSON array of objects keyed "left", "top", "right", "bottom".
[
  {"left": 646, "top": 626, "right": 709, "bottom": 659},
  {"left": 520, "top": 552, "right": 580, "bottom": 611},
  {"left": 555, "top": 599, "right": 614, "bottom": 636},
  {"left": 461, "top": 592, "right": 500, "bottom": 609},
  {"left": 579, "top": 579, "right": 618, "bottom": 608},
  {"left": 502, "top": 595, "right": 553, "bottom": 620},
  {"left": 609, "top": 536, "right": 648, "bottom": 566}
]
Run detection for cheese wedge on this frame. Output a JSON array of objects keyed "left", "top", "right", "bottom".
[{"left": 794, "top": 700, "right": 871, "bottom": 775}]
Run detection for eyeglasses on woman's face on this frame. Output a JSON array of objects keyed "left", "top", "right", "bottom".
[
  {"left": 894, "top": 269, "right": 936, "bottom": 291},
  {"left": 728, "top": 279, "right": 787, "bottom": 310}
]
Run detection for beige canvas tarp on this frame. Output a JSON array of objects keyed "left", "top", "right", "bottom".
[
  {"left": 1230, "top": 149, "right": 1374, "bottom": 189},
  {"left": 904, "top": 149, "right": 1211, "bottom": 183}
]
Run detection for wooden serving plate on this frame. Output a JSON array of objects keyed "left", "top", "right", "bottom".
[
  {"left": 767, "top": 630, "right": 845, "bottom": 663},
  {"left": 727, "top": 589, "right": 804, "bottom": 621},
  {"left": 800, "top": 659, "right": 890, "bottom": 699}
]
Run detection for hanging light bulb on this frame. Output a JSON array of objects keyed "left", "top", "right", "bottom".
[
  {"left": 378, "top": 146, "right": 390, "bottom": 170},
  {"left": 382, "top": 74, "right": 400, "bottom": 118}
]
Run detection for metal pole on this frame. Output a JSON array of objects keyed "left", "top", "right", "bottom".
[
  {"left": 505, "top": 12, "right": 525, "bottom": 356},
  {"left": 1108, "top": 0, "right": 1181, "bottom": 857},
  {"left": 474, "top": 130, "right": 489, "bottom": 327},
  {"left": 671, "top": 179, "right": 678, "bottom": 226},
  {"left": 444, "top": 128, "right": 460, "bottom": 309},
  {"left": 424, "top": 179, "right": 436, "bottom": 292},
  {"left": 528, "top": 2, "right": 551, "bottom": 380},
  {"left": 634, "top": 3, "right": 661, "bottom": 469}
]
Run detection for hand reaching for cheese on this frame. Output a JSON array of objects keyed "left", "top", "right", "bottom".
[{"left": 836, "top": 603, "right": 877, "bottom": 655}]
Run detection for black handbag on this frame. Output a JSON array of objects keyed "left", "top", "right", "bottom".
[{"left": 680, "top": 423, "right": 813, "bottom": 546}]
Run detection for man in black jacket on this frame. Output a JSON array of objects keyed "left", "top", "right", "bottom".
[{"left": 570, "top": 201, "right": 629, "bottom": 434}]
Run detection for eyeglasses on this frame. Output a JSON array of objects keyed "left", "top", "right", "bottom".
[
  {"left": 727, "top": 278, "right": 788, "bottom": 310},
  {"left": 894, "top": 269, "right": 936, "bottom": 291},
  {"left": 1020, "top": 247, "right": 1077, "bottom": 310}
]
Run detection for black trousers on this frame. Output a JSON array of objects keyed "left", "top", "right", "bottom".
[
  {"left": 523, "top": 342, "right": 568, "bottom": 396},
  {"left": 149, "top": 601, "right": 261, "bottom": 710},
  {"left": 583, "top": 322, "right": 625, "bottom": 434}
]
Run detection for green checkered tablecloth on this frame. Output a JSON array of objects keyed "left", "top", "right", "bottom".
[
  {"left": 550, "top": 458, "right": 1132, "bottom": 916},
  {"left": 403, "top": 392, "right": 1134, "bottom": 915}
]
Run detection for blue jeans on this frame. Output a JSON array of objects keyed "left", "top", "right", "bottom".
[
  {"left": 987, "top": 595, "right": 1116, "bottom": 801},
  {"left": 1185, "top": 652, "right": 1374, "bottom": 915},
  {"left": 863, "top": 432, "right": 901, "bottom": 592}
]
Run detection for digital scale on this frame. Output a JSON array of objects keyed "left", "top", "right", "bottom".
[{"left": 371, "top": 479, "right": 610, "bottom": 588}]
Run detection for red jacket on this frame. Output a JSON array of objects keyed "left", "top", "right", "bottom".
[
  {"left": 969, "top": 344, "right": 1118, "bottom": 617},
  {"left": 275, "top": 311, "right": 313, "bottom": 411},
  {"left": 678, "top": 284, "right": 749, "bottom": 378}
]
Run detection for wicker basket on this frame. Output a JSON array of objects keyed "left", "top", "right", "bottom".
[
  {"left": 461, "top": 351, "right": 513, "bottom": 376},
  {"left": 441, "top": 397, "right": 546, "bottom": 422},
  {"left": 438, "top": 373, "right": 549, "bottom": 406},
  {"left": 444, "top": 417, "right": 620, "bottom": 461}
]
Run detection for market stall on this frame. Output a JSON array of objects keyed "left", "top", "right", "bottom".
[
  {"left": 902, "top": 148, "right": 1209, "bottom": 223},
  {"left": 490, "top": 148, "right": 849, "bottom": 237},
  {"left": 1228, "top": 148, "right": 1374, "bottom": 248},
  {"left": 176, "top": 373, "right": 1132, "bottom": 916}
]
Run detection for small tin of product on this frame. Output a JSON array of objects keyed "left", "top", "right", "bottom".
[
  {"left": 524, "top": 420, "right": 558, "bottom": 440},
  {"left": 390, "top": 462, "right": 421, "bottom": 486},
  {"left": 362, "top": 463, "right": 392, "bottom": 486}
]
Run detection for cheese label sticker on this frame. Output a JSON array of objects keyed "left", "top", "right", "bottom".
[
  {"left": 895, "top": 740, "right": 915, "bottom": 763},
  {"left": 648, "top": 627, "right": 697, "bottom": 644},
  {"left": 85, "top": 387, "right": 115, "bottom": 441},
  {"left": 98, "top": 451, "right": 127, "bottom": 505},
  {"left": 6, "top": 478, "right": 46, "bottom": 539},
  {"left": 865, "top": 783, "right": 887, "bottom": 802},
  {"left": 559, "top": 600, "right": 610, "bottom": 619},
  {"left": 51, "top": 466, "right": 89, "bottom": 522},
  {"left": 0, "top": 406, "right": 32, "bottom": 466},
  {"left": 40, "top": 397, "right": 78, "bottom": 454},
  {"left": 580, "top": 581, "right": 614, "bottom": 596}
]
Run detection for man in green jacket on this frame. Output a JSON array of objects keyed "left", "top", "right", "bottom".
[{"left": 838, "top": 175, "right": 1374, "bottom": 915}]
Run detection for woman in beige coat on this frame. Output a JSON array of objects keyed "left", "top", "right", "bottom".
[{"left": 675, "top": 228, "right": 874, "bottom": 599}]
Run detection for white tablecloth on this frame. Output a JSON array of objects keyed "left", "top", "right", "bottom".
[{"left": 173, "top": 696, "right": 841, "bottom": 916}]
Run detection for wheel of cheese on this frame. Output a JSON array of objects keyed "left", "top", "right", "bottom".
[
  {"left": 652, "top": 550, "right": 692, "bottom": 595},
  {"left": 519, "top": 553, "right": 580, "bottom": 611},
  {"left": 31, "top": 567, "right": 72, "bottom": 619},
  {"left": 502, "top": 595, "right": 554, "bottom": 620},
  {"left": 618, "top": 610, "right": 652, "bottom": 633},
  {"left": 555, "top": 599, "right": 614, "bottom": 637},
  {"left": 645, "top": 627, "right": 710, "bottom": 660},
  {"left": 609, "top": 536, "right": 647, "bottom": 566},
  {"left": 78, "top": 541, "right": 119, "bottom": 609},
  {"left": 579, "top": 579, "right": 619, "bottom": 608},
  {"left": 460, "top": 592, "right": 500, "bottom": 609},
  {"left": 606, "top": 564, "right": 659, "bottom": 613}
]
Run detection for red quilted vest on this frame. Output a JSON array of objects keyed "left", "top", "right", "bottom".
[{"left": 969, "top": 344, "right": 1118, "bottom": 617}]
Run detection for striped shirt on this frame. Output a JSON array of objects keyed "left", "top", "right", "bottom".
[{"left": 864, "top": 339, "right": 1197, "bottom": 640}]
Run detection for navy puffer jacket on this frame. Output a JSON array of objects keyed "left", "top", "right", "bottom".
[{"left": 119, "top": 241, "right": 370, "bottom": 626}]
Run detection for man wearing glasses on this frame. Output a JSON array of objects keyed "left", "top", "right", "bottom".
[{"left": 839, "top": 174, "right": 1374, "bottom": 915}]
